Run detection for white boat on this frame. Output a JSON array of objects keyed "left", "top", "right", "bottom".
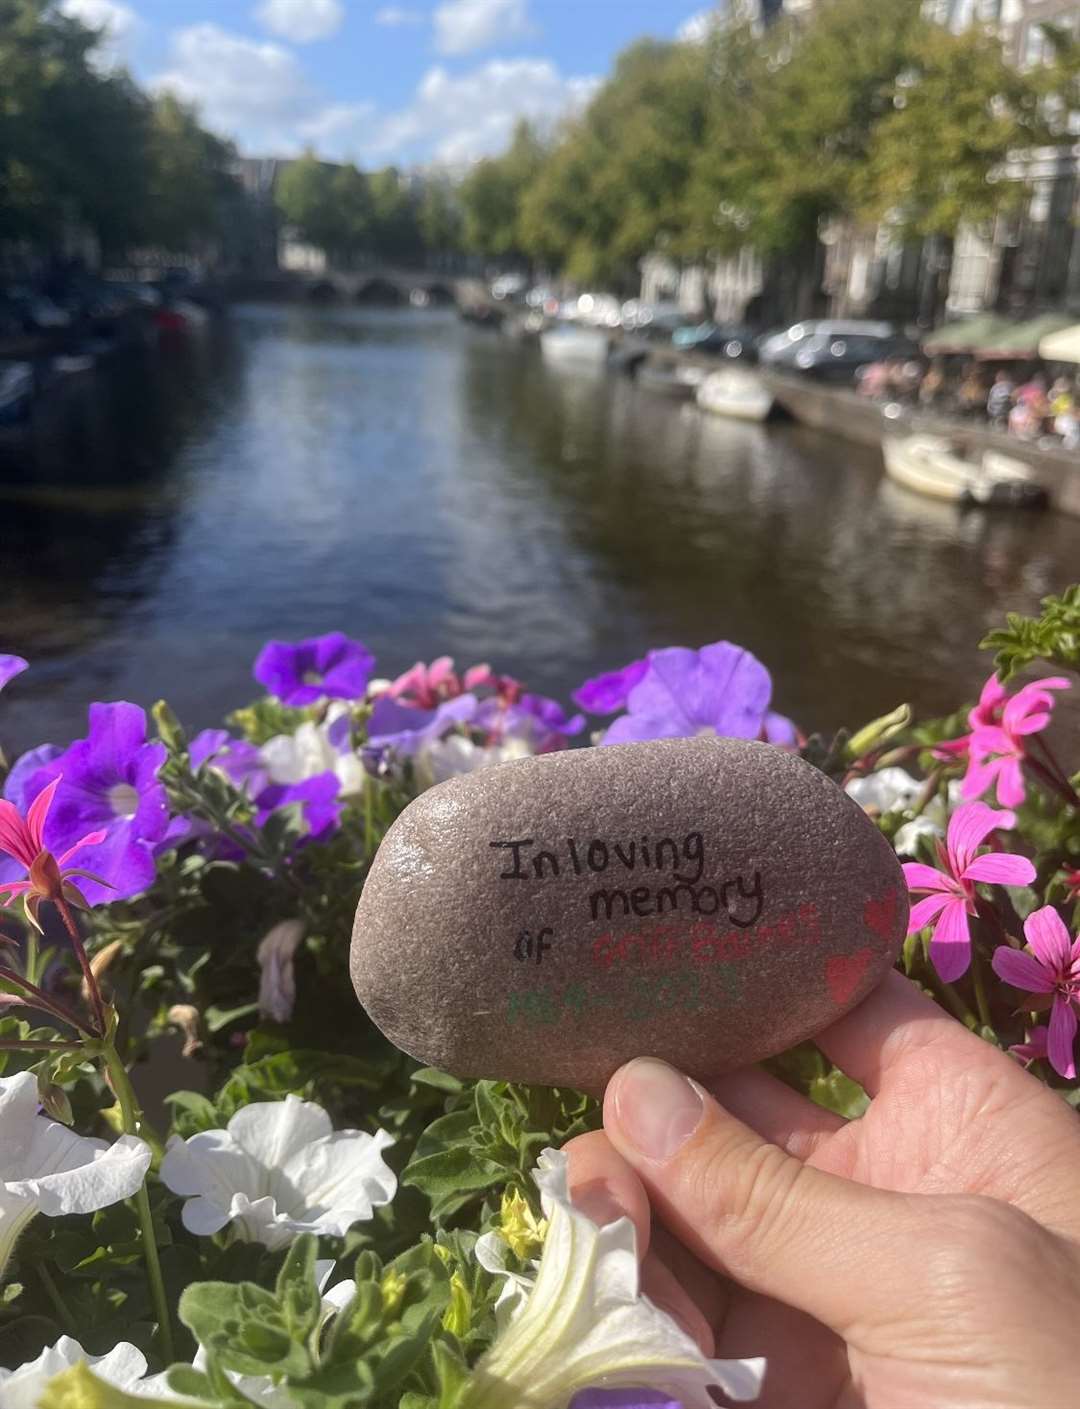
[
  {"left": 882, "top": 435, "right": 1048, "bottom": 509},
  {"left": 539, "top": 325, "right": 610, "bottom": 366},
  {"left": 0, "top": 361, "right": 33, "bottom": 423},
  {"left": 637, "top": 361, "right": 704, "bottom": 400},
  {"left": 696, "top": 367, "right": 774, "bottom": 421}
]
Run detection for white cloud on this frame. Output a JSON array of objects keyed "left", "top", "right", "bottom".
[
  {"left": 677, "top": 7, "right": 721, "bottom": 42},
  {"left": 153, "top": 24, "right": 316, "bottom": 153},
  {"left": 151, "top": 21, "right": 595, "bottom": 166},
  {"left": 363, "top": 59, "right": 599, "bottom": 166},
  {"left": 375, "top": 5, "right": 424, "bottom": 25},
  {"left": 433, "top": 0, "right": 534, "bottom": 55},
  {"left": 58, "top": 0, "right": 139, "bottom": 68},
  {"left": 255, "top": 0, "right": 344, "bottom": 43}
]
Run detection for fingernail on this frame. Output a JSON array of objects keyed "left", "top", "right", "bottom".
[
  {"left": 570, "top": 1179, "right": 627, "bottom": 1228},
  {"left": 613, "top": 1057, "right": 704, "bottom": 1161}
]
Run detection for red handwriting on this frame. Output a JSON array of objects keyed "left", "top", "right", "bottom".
[{"left": 591, "top": 903, "right": 822, "bottom": 969}]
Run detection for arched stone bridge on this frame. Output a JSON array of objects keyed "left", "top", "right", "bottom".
[{"left": 226, "top": 267, "right": 469, "bottom": 306}]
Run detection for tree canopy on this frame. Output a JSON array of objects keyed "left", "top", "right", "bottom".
[
  {"left": 0, "top": 0, "right": 237, "bottom": 259},
  {"left": 463, "top": 0, "right": 1070, "bottom": 286}
]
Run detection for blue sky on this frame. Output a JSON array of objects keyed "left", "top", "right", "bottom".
[{"left": 60, "top": 0, "right": 715, "bottom": 166}]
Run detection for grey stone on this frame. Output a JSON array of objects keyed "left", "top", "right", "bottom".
[{"left": 350, "top": 737, "right": 907, "bottom": 1089}]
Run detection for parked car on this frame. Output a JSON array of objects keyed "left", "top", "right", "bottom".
[
  {"left": 672, "top": 321, "right": 758, "bottom": 360},
  {"left": 490, "top": 273, "right": 528, "bottom": 302},
  {"left": 620, "top": 299, "right": 684, "bottom": 332},
  {"left": 759, "top": 320, "right": 916, "bottom": 382}
]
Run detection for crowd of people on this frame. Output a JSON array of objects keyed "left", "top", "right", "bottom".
[{"left": 857, "top": 357, "right": 1080, "bottom": 449}]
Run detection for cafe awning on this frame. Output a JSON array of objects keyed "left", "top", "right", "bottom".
[
  {"left": 921, "top": 314, "right": 1015, "bottom": 355},
  {"left": 922, "top": 312, "right": 1074, "bottom": 359},
  {"left": 976, "top": 313, "right": 1074, "bottom": 360},
  {"left": 1039, "top": 322, "right": 1080, "bottom": 363}
]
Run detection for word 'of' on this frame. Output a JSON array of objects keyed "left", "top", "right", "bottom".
[{"left": 514, "top": 929, "right": 554, "bottom": 964}]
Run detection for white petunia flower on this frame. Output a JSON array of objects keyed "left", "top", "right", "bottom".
[
  {"left": 474, "top": 1229, "right": 537, "bottom": 1330},
  {"left": 256, "top": 919, "right": 305, "bottom": 1023},
  {"left": 416, "top": 734, "right": 531, "bottom": 788},
  {"left": 160, "top": 1096, "right": 396, "bottom": 1251},
  {"left": 846, "top": 769, "right": 961, "bottom": 857},
  {"left": 465, "top": 1149, "right": 764, "bottom": 1408},
  {"left": 260, "top": 704, "right": 368, "bottom": 798},
  {"left": 0, "top": 1072, "right": 152, "bottom": 1283},
  {"left": 0, "top": 1337, "right": 158, "bottom": 1407}
]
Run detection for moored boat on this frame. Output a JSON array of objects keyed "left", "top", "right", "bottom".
[
  {"left": 696, "top": 367, "right": 774, "bottom": 421},
  {"left": 882, "top": 434, "right": 1048, "bottom": 509},
  {"left": 637, "top": 361, "right": 703, "bottom": 400},
  {"left": 0, "top": 362, "right": 34, "bottom": 425},
  {"left": 539, "top": 324, "right": 610, "bottom": 365}
]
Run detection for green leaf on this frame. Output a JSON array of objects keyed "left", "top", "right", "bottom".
[
  {"left": 981, "top": 586, "right": 1080, "bottom": 681},
  {"left": 410, "top": 1068, "right": 464, "bottom": 1094},
  {"left": 286, "top": 1356, "right": 375, "bottom": 1409},
  {"left": 179, "top": 1280, "right": 312, "bottom": 1380},
  {"left": 205, "top": 1002, "right": 260, "bottom": 1034},
  {"left": 276, "top": 1234, "right": 322, "bottom": 1344},
  {"left": 402, "top": 1149, "right": 505, "bottom": 1202}
]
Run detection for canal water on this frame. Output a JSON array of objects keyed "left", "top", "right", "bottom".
[{"left": 1, "top": 302, "right": 1077, "bottom": 754}]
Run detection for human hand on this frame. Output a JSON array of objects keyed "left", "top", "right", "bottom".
[{"left": 564, "top": 970, "right": 1080, "bottom": 1408}]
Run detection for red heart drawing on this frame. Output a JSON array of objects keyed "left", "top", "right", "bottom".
[
  {"left": 864, "top": 887, "right": 898, "bottom": 941},
  {"left": 826, "top": 948, "right": 874, "bottom": 1008}
]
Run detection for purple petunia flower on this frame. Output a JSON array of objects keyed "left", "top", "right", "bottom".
[
  {"left": 366, "top": 693, "right": 478, "bottom": 759},
  {"left": 189, "top": 730, "right": 339, "bottom": 846},
  {"left": 0, "top": 656, "right": 28, "bottom": 693},
  {"left": 253, "top": 775, "right": 340, "bottom": 843},
  {"left": 763, "top": 711, "right": 799, "bottom": 747},
  {"left": 190, "top": 729, "right": 269, "bottom": 795},
  {"left": 573, "top": 658, "right": 649, "bottom": 715},
  {"left": 570, "top": 1392, "right": 682, "bottom": 1409},
  {"left": 19, "top": 703, "right": 170, "bottom": 904},
  {"left": 591, "top": 643, "right": 775, "bottom": 746},
  {"left": 476, "top": 693, "right": 585, "bottom": 753},
  {"left": 254, "top": 632, "right": 375, "bottom": 707}
]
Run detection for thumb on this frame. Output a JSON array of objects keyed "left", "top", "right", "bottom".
[{"left": 603, "top": 1057, "right": 925, "bottom": 1338}]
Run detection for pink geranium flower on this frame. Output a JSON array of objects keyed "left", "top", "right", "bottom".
[
  {"left": 388, "top": 657, "right": 464, "bottom": 708},
  {"left": 903, "top": 801, "right": 1036, "bottom": 982},
  {"left": 935, "top": 673, "right": 1069, "bottom": 806},
  {"left": 964, "top": 677, "right": 1070, "bottom": 807},
  {"left": 0, "top": 777, "right": 107, "bottom": 930},
  {"left": 1008, "top": 1025, "right": 1049, "bottom": 1065},
  {"left": 992, "top": 907, "right": 1080, "bottom": 1079}
]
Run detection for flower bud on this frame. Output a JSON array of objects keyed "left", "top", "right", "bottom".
[
  {"left": 167, "top": 1003, "right": 203, "bottom": 1059},
  {"left": 845, "top": 703, "right": 912, "bottom": 763},
  {"left": 151, "top": 699, "right": 187, "bottom": 754}
]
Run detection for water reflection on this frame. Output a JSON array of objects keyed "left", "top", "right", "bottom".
[{"left": 1, "top": 303, "right": 1076, "bottom": 755}]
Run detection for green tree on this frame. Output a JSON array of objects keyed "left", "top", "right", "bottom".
[
  {"left": 276, "top": 151, "right": 345, "bottom": 255},
  {"left": 417, "top": 175, "right": 462, "bottom": 259},
  {"left": 516, "top": 41, "right": 709, "bottom": 287},
  {"left": 459, "top": 119, "right": 545, "bottom": 261},
  {"left": 687, "top": 0, "right": 927, "bottom": 262},
  {"left": 0, "top": 0, "right": 151, "bottom": 252},
  {"left": 0, "top": 0, "right": 241, "bottom": 259},
  {"left": 143, "top": 94, "right": 237, "bottom": 253},
  {"left": 857, "top": 23, "right": 1042, "bottom": 237},
  {"left": 368, "top": 166, "right": 424, "bottom": 263},
  {"left": 330, "top": 163, "right": 375, "bottom": 263}
]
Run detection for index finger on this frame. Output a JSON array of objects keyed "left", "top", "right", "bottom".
[{"left": 818, "top": 968, "right": 1034, "bottom": 1097}]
